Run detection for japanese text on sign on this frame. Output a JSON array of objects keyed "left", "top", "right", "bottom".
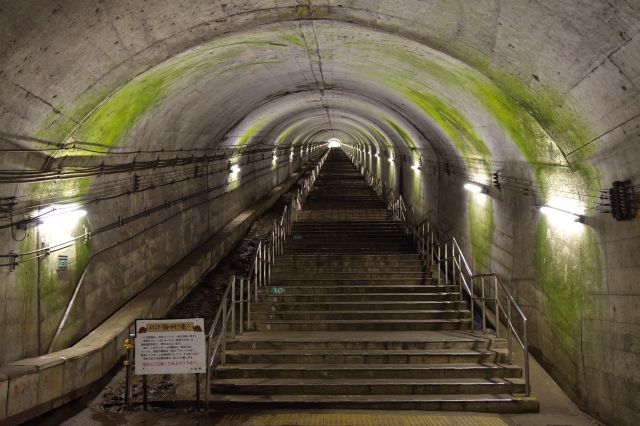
[{"left": 134, "top": 318, "right": 206, "bottom": 375}]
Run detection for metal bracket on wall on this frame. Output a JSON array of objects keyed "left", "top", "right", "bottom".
[{"left": 609, "top": 180, "right": 635, "bottom": 221}]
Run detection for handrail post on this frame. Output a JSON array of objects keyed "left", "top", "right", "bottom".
[
  {"left": 437, "top": 245, "right": 441, "bottom": 285},
  {"left": 204, "top": 336, "right": 210, "bottom": 414},
  {"left": 247, "top": 274, "right": 252, "bottom": 331},
  {"left": 470, "top": 277, "right": 475, "bottom": 331},
  {"left": 256, "top": 245, "right": 263, "bottom": 288},
  {"left": 494, "top": 276, "right": 500, "bottom": 338},
  {"left": 267, "top": 244, "right": 272, "bottom": 286},
  {"left": 458, "top": 252, "right": 463, "bottom": 295},
  {"left": 239, "top": 278, "right": 244, "bottom": 334},
  {"left": 230, "top": 276, "right": 236, "bottom": 338},
  {"left": 444, "top": 243, "right": 449, "bottom": 285},
  {"left": 221, "top": 303, "right": 227, "bottom": 364},
  {"left": 481, "top": 276, "right": 486, "bottom": 334},
  {"left": 507, "top": 301, "right": 513, "bottom": 360},
  {"left": 524, "top": 318, "right": 530, "bottom": 396}
]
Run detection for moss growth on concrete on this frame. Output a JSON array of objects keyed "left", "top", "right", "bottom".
[
  {"left": 384, "top": 118, "right": 416, "bottom": 149},
  {"left": 404, "top": 88, "right": 490, "bottom": 162},
  {"left": 281, "top": 34, "right": 305, "bottom": 47},
  {"left": 17, "top": 232, "right": 38, "bottom": 297},
  {"left": 236, "top": 121, "right": 266, "bottom": 147},
  {"left": 73, "top": 66, "right": 188, "bottom": 151},
  {"left": 535, "top": 218, "right": 601, "bottom": 334},
  {"left": 467, "top": 196, "right": 495, "bottom": 272}
]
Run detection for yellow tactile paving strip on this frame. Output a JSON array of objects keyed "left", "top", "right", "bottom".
[{"left": 218, "top": 413, "right": 508, "bottom": 426}]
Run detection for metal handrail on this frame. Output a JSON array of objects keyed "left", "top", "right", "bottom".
[
  {"left": 346, "top": 149, "right": 530, "bottom": 396},
  {"left": 203, "top": 150, "right": 328, "bottom": 412}
]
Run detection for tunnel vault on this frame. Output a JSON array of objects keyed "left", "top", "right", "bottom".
[{"left": 0, "top": 2, "right": 639, "bottom": 425}]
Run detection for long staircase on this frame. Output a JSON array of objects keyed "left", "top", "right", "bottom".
[{"left": 211, "top": 149, "right": 539, "bottom": 412}]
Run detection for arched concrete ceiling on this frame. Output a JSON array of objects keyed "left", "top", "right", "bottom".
[{"left": 1, "top": 1, "right": 638, "bottom": 208}]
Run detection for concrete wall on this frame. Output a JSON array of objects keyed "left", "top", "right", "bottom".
[
  {"left": 0, "top": 1, "right": 639, "bottom": 425},
  {"left": 0, "top": 150, "right": 326, "bottom": 425},
  {"left": 350, "top": 148, "right": 639, "bottom": 426},
  {"left": 0, "top": 147, "right": 324, "bottom": 364}
]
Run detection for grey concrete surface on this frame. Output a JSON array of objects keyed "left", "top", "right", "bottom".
[{"left": 0, "top": 1, "right": 638, "bottom": 425}]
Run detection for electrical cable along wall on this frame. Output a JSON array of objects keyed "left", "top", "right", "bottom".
[{"left": 0, "top": 134, "right": 325, "bottom": 360}]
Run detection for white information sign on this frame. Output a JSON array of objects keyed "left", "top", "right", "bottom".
[{"left": 135, "top": 318, "right": 206, "bottom": 375}]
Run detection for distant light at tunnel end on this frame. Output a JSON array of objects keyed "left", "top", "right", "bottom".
[{"left": 328, "top": 138, "right": 341, "bottom": 148}]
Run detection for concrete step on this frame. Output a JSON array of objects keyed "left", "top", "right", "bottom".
[
  {"left": 215, "top": 363, "right": 522, "bottom": 380},
  {"left": 253, "top": 310, "right": 471, "bottom": 321},
  {"left": 283, "top": 242, "right": 412, "bottom": 248},
  {"left": 291, "top": 224, "right": 404, "bottom": 230},
  {"left": 252, "top": 301, "right": 467, "bottom": 313},
  {"left": 224, "top": 348, "right": 500, "bottom": 364},
  {"left": 271, "top": 266, "right": 424, "bottom": 273},
  {"left": 279, "top": 253, "right": 419, "bottom": 260},
  {"left": 208, "top": 393, "right": 540, "bottom": 413},
  {"left": 227, "top": 331, "right": 489, "bottom": 351},
  {"left": 262, "top": 293, "right": 462, "bottom": 302},
  {"left": 255, "top": 319, "right": 472, "bottom": 332},
  {"left": 260, "top": 285, "right": 443, "bottom": 294},
  {"left": 273, "top": 260, "right": 424, "bottom": 268},
  {"left": 270, "top": 272, "right": 426, "bottom": 280},
  {"left": 283, "top": 248, "right": 414, "bottom": 254},
  {"left": 297, "top": 215, "right": 391, "bottom": 221},
  {"left": 212, "top": 378, "right": 527, "bottom": 396},
  {"left": 289, "top": 234, "right": 407, "bottom": 240}
]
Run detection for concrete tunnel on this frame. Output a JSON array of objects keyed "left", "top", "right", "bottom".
[{"left": 0, "top": 1, "right": 638, "bottom": 425}]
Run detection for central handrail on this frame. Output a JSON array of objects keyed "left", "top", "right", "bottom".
[
  {"left": 347, "top": 149, "right": 530, "bottom": 396},
  {"left": 203, "top": 150, "right": 328, "bottom": 412}
]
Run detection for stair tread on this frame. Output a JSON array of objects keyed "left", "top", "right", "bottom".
[
  {"left": 261, "top": 319, "right": 470, "bottom": 323},
  {"left": 210, "top": 393, "right": 531, "bottom": 402},
  {"left": 254, "top": 310, "right": 469, "bottom": 314},
  {"left": 232, "top": 330, "right": 486, "bottom": 341},
  {"left": 217, "top": 363, "right": 519, "bottom": 371},
  {"left": 225, "top": 349, "right": 490, "bottom": 355},
  {"left": 212, "top": 378, "right": 525, "bottom": 385},
  {"left": 208, "top": 151, "right": 535, "bottom": 411}
]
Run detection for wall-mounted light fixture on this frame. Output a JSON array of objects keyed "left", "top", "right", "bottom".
[
  {"left": 464, "top": 182, "right": 489, "bottom": 194},
  {"left": 229, "top": 164, "right": 240, "bottom": 175},
  {"left": 411, "top": 155, "right": 424, "bottom": 171},
  {"left": 540, "top": 205, "right": 584, "bottom": 223},
  {"left": 38, "top": 205, "right": 87, "bottom": 229}
]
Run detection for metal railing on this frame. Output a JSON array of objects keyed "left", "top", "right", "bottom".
[
  {"left": 203, "top": 151, "right": 327, "bottom": 411},
  {"left": 347, "top": 150, "right": 530, "bottom": 396}
]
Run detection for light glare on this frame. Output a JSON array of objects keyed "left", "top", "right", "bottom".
[
  {"left": 540, "top": 205, "right": 582, "bottom": 223},
  {"left": 464, "top": 182, "right": 485, "bottom": 193}
]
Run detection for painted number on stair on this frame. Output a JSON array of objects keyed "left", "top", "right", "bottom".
[{"left": 270, "top": 287, "right": 286, "bottom": 294}]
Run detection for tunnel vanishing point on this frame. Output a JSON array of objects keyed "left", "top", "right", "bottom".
[{"left": 0, "top": 1, "right": 639, "bottom": 425}]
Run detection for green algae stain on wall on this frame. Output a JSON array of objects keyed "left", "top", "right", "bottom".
[
  {"left": 467, "top": 196, "right": 495, "bottom": 272},
  {"left": 281, "top": 34, "right": 305, "bottom": 47},
  {"left": 535, "top": 218, "right": 601, "bottom": 334},
  {"left": 72, "top": 66, "right": 188, "bottom": 151},
  {"left": 236, "top": 121, "right": 266, "bottom": 148},
  {"left": 384, "top": 118, "right": 416, "bottom": 149}
]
